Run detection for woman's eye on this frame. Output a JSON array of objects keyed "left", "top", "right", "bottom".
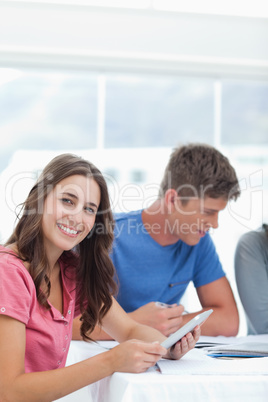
[
  {"left": 61, "top": 198, "right": 73, "bottom": 205},
  {"left": 85, "top": 207, "right": 96, "bottom": 214}
]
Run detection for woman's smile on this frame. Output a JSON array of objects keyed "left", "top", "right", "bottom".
[{"left": 56, "top": 223, "right": 81, "bottom": 237}]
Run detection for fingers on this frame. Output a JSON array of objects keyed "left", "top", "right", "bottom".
[
  {"left": 133, "top": 343, "right": 166, "bottom": 372},
  {"left": 192, "top": 325, "right": 201, "bottom": 340},
  {"left": 169, "top": 304, "right": 185, "bottom": 317},
  {"left": 169, "top": 325, "right": 200, "bottom": 360},
  {"left": 133, "top": 302, "right": 186, "bottom": 336},
  {"left": 159, "top": 304, "right": 184, "bottom": 319},
  {"left": 113, "top": 340, "right": 167, "bottom": 374},
  {"left": 163, "top": 316, "right": 184, "bottom": 336},
  {"left": 142, "top": 344, "right": 167, "bottom": 371},
  {"left": 155, "top": 304, "right": 185, "bottom": 336},
  {"left": 154, "top": 302, "right": 184, "bottom": 318},
  {"left": 144, "top": 341, "right": 167, "bottom": 358}
]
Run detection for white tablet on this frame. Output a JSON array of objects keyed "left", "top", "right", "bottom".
[{"left": 161, "top": 309, "right": 213, "bottom": 349}]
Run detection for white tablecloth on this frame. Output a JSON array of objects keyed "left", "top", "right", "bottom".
[{"left": 57, "top": 335, "right": 268, "bottom": 402}]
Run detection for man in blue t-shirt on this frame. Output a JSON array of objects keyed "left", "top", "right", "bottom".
[
  {"left": 73, "top": 143, "right": 240, "bottom": 340},
  {"left": 109, "top": 144, "right": 240, "bottom": 337}
]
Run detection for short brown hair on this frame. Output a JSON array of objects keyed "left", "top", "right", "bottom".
[{"left": 159, "top": 143, "right": 240, "bottom": 202}]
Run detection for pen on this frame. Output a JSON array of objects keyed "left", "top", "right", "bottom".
[
  {"left": 155, "top": 302, "right": 173, "bottom": 308},
  {"left": 155, "top": 302, "right": 189, "bottom": 314}
]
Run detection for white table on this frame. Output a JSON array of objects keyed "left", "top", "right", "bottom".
[{"left": 58, "top": 335, "right": 268, "bottom": 402}]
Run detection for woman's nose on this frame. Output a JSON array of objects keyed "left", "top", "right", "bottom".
[{"left": 67, "top": 209, "right": 83, "bottom": 225}]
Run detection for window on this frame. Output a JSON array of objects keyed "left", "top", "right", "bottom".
[
  {"left": 0, "top": 67, "right": 267, "bottom": 240},
  {"left": 0, "top": 68, "right": 97, "bottom": 172},
  {"left": 105, "top": 74, "right": 214, "bottom": 148},
  {"left": 222, "top": 80, "right": 268, "bottom": 145}
]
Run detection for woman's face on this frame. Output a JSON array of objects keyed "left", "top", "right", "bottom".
[{"left": 42, "top": 174, "right": 101, "bottom": 254}]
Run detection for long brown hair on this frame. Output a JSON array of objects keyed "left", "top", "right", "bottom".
[{"left": 5, "top": 153, "right": 117, "bottom": 340}]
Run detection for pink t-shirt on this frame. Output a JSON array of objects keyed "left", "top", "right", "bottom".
[{"left": 0, "top": 246, "right": 81, "bottom": 373}]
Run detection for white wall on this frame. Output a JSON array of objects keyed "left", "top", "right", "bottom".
[
  {"left": 1, "top": 1, "right": 267, "bottom": 335},
  {"left": 0, "top": 1, "right": 268, "bottom": 78}
]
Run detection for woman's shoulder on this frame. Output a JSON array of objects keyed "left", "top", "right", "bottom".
[
  {"left": 236, "top": 228, "right": 268, "bottom": 260},
  {"left": 0, "top": 245, "right": 29, "bottom": 273},
  {"left": 239, "top": 229, "right": 267, "bottom": 246},
  {"left": 0, "top": 244, "right": 18, "bottom": 261},
  {"left": 0, "top": 246, "right": 37, "bottom": 314}
]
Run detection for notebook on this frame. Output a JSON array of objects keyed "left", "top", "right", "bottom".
[{"left": 206, "top": 342, "right": 268, "bottom": 358}]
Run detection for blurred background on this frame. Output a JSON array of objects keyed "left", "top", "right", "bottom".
[{"left": 0, "top": 0, "right": 268, "bottom": 334}]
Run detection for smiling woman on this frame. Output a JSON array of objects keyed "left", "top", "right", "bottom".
[
  {"left": 3, "top": 153, "right": 115, "bottom": 333},
  {"left": 0, "top": 153, "right": 200, "bottom": 402}
]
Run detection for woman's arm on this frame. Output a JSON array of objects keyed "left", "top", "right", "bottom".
[
  {"left": 0, "top": 314, "right": 166, "bottom": 402},
  {"left": 0, "top": 298, "right": 199, "bottom": 401},
  {"left": 95, "top": 297, "right": 200, "bottom": 360}
]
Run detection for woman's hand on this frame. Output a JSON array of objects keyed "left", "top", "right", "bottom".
[
  {"left": 108, "top": 339, "right": 167, "bottom": 374},
  {"left": 167, "top": 325, "right": 200, "bottom": 360}
]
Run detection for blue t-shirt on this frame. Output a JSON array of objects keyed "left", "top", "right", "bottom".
[{"left": 111, "top": 210, "right": 225, "bottom": 312}]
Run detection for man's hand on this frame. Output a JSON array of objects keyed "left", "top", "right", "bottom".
[{"left": 129, "top": 302, "right": 185, "bottom": 336}]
